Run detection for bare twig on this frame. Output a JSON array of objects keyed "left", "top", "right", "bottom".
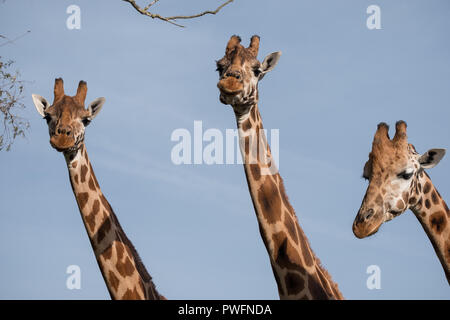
[
  {"left": 0, "top": 58, "right": 29, "bottom": 151},
  {"left": 0, "top": 30, "right": 31, "bottom": 151},
  {"left": 122, "top": 0, "right": 234, "bottom": 27},
  {"left": 0, "top": 30, "right": 31, "bottom": 48}
]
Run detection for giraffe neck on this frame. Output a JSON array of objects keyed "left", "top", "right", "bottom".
[
  {"left": 411, "top": 171, "right": 450, "bottom": 284},
  {"left": 63, "top": 144, "right": 162, "bottom": 299},
  {"left": 234, "top": 104, "right": 343, "bottom": 300}
]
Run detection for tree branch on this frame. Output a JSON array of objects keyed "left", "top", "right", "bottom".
[
  {"left": 122, "top": 0, "right": 234, "bottom": 27},
  {"left": 0, "top": 58, "right": 30, "bottom": 151},
  {"left": 0, "top": 30, "right": 31, "bottom": 48}
]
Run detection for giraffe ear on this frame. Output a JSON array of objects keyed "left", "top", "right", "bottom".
[
  {"left": 87, "top": 97, "right": 105, "bottom": 120},
  {"left": 32, "top": 94, "right": 49, "bottom": 117},
  {"left": 419, "top": 149, "right": 446, "bottom": 169},
  {"left": 260, "top": 51, "right": 282, "bottom": 79}
]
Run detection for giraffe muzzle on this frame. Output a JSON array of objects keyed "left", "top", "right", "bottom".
[
  {"left": 50, "top": 133, "right": 76, "bottom": 152},
  {"left": 217, "top": 77, "right": 244, "bottom": 95},
  {"left": 352, "top": 208, "right": 384, "bottom": 238}
]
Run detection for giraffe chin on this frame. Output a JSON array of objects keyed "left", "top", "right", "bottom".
[
  {"left": 219, "top": 91, "right": 244, "bottom": 106},
  {"left": 353, "top": 223, "right": 382, "bottom": 239},
  {"left": 50, "top": 136, "right": 76, "bottom": 153},
  {"left": 352, "top": 212, "right": 384, "bottom": 239}
]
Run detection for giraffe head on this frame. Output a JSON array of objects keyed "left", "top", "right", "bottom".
[
  {"left": 32, "top": 78, "right": 105, "bottom": 153},
  {"left": 353, "top": 121, "right": 446, "bottom": 238},
  {"left": 216, "top": 35, "right": 281, "bottom": 111}
]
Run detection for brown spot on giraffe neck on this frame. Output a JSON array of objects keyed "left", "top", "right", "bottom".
[
  {"left": 244, "top": 136, "right": 250, "bottom": 155},
  {"left": 77, "top": 192, "right": 89, "bottom": 209},
  {"left": 249, "top": 163, "right": 261, "bottom": 181},
  {"left": 116, "top": 242, "right": 125, "bottom": 261},
  {"left": 108, "top": 271, "right": 120, "bottom": 292},
  {"left": 241, "top": 118, "right": 252, "bottom": 131},
  {"left": 117, "top": 256, "right": 136, "bottom": 278},
  {"left": 72, "top": 161, "right": 78, "bottom": 168},
  {"left": 272, "top": 233, "right": 303, "bottom": 270},
  {"left": 429, "top": 211, "right": 447, "bottom": 234},
  {"left": 431, "top": 190, "right": 440, "bottom": 205},
  {"left": 86, "top": 199, "right": 100, "bottom": 233},
  {"left": 96, "top": 216, "right": 112, "bottom": 244},
  {"left": 74, "top": 174, "right": 79, "bottom": 185},
  {"left": 425, "top": 199, "right": 431, "bottom": 209},
  {"left": 88, "top": 176, "right": 96, "bottom": 191},
  {"left": 285, "top": 272, "right": 305, "bottom": 296},
  {"left": 257, "top": 176, "right": 282, "bottom": 224},
  {"left": 284, "top": 213, "right": 298, "bottom": 245},
  {"left": 122, "top": 287, "right": 142, "bottom": 300},
  {"left": 102, "top": 245, "right": 114, "bottom": 260},
  {"left": 423, "top": 182, "right": 432, "bottom": 194},
  {"left": 80, "top": 164, "right": 88, "bottom": 183}
]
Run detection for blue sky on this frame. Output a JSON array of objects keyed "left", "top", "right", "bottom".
[{"left": 0, "top": 0, "right": 449, "bottom": 299}]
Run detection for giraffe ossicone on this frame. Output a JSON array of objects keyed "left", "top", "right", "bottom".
[
  {"left": 216, "top": 35, "right": 343, "bottom": 300},
  {"left": 32, "top": 78, "right": 164, "bottom": 299},
  {"left": 353, "top": 120, "right": 449, "bottom": 283}
]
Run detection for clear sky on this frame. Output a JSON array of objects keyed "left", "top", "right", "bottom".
[{"left": 0, "top": 0, "right": 449, "bottom": 299}]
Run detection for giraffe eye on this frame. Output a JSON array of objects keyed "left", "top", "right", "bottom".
[
  {"left": 82, "top": 118, "right": 91, "bottom": 126},
  {"left": 253, "top": 67, "right": 262, "bottom": 77},
  {"left": 398, "top": 171, "right": 413, "bottom": 180},
  {"left": 216, "top": 65, "right": 224, "bottom": 74}
]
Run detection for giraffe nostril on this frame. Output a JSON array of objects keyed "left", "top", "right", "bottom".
[
  {"left": 364, "top": 209, "right": 374, "bottom": 220},
  {"left": 225, "top": 71, "right": 241, "bottom": 80},
  {"left": 57, "top": 128, "right": 61, "bottom": 134}
]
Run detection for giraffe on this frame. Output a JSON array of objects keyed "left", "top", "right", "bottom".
[
  {"left": 353, "top": 121, "right": 449, "bottom": 284},
  {"left": 31, "top": 78, "right": 164, "bottom": 299},
  {"left": 215, "top": 35, "right": 343, "bottom": 300}
]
